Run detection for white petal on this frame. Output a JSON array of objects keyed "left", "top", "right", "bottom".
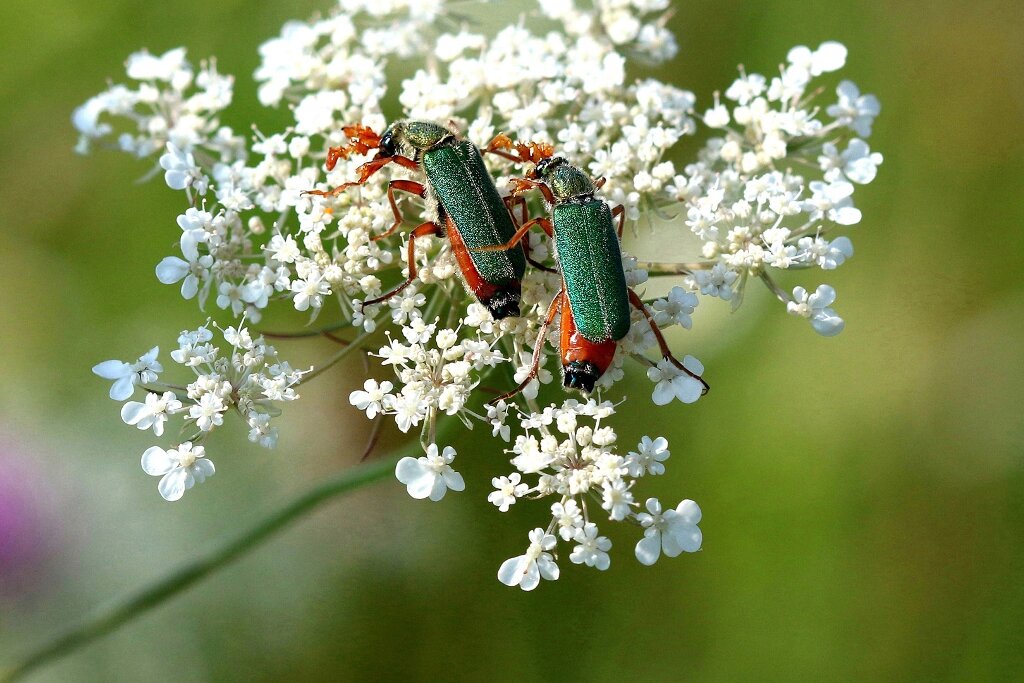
[
  {"left": 651, "top": 381, "right": 675, "bottom": 406},
  {"left": 846, "top": 158, "right": 877, "bottom": 184},
  {"left": 120, "top": 401, "right": 150, "bottom": 426},
  {"left": 442, "top": 469, "right": 465, "bottom": 492},
  {"left": 92, "top": 360, "right": 129, "bottom": 380},
  {"left": 787, "top": 45, "right": 811, "bottom": 66},
  {"left": 538, "top": 557, "right": 559, "bottom": 581},
  {"left": 813, "top": 42, "right": 847, "bottom": 73},
  {"left": 812, "top": 311, "right": 845, "bottom": 337},
  {"left": 675, "top": 499, "right": 702, "bottom": 524},
  {"left": 155, "top": 257, "right": 189, "bottom": 284},
  {"left": 158, "top": 468, "right": 188, "bottom": 501},
  {"left": 832, "top": 236, "right": 854, "bottom": 258},
  {"left": 831, "top": 206, "right": 862, "bottom": 225},
  {"left": 682, "top": 355, "right": 704, "bottom": 375},
  {"left": 498, "top": 556, "right": 526, "bottom": 587},
  {"left": 181, "top": 275, "right": 199, "bottom": 299},
  {"left": 675, "top": 526, "right": 703, "bottom": 553},
  {"left": 860, "top": 94, "right": 881, "bottom": 116},
  {"left": 427, "top": 475, "right": 448, "bottom": 502},
  {"left": 635, "top": 534, "right": 662, "bottom": 566},
  {"left": 192, "top": 458, "right": 215, "bottom": 482},
  {"left": 810, "top": 285, "right": 837, "bottom": 308},
  {"left": 673, "top": 376, "right": 704, "bottom": 404},
  {"left": 141, "top": 446, "right": 173, "bottom": 475},
  {"left": 110, "top": 376, "right": 136, "bottom": 401},
  {"left": 662, "top": 529, "right": 684, "bottom": 558},
  {"left": 518, "top": 562, "right": 540, "bottom": 591},
  {"left": 164, "top": 170, "right": 189, "bottom": 190},
  {"left": 394, "top": 457, "right": 424, "bottom": 486},
  {"left": 405, "top": 471, "right": 436, "bottom": 500},
  {"left": 180, "top": 230, "right": 202, "bottom": 262},
  {"left": 828, "top": 181, "right": 854, "bottom": 200}
]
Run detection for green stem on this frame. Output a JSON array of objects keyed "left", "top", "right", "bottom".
[
  {"left": 259, "top": 318, "right": 353, "bottom": 339},
  {"left": 1, "top": 454, "right": 400, "bottom": 683},
  {"left": 299, "top": 325, "right": 376, "bottom": 384},
  {"left": 757, "top": 270, "right": 792, "bottom": 304},
  {"left": 639, "top": 261, "right": 715, "bottom": 275}
]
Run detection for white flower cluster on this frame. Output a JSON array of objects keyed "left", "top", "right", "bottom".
[
  {"left": 668, "top": 42, "right": 881, "bottom": 335},
  {"left": 93, "top": 323, "right": 305, "bottom": 500},
  {"left": 77, "top": 1, "right": 882, "bottom": 586},
  {"left": 351, "top": 317, "right": 506, "bottom": 434},
  {"left": 73, "top": 47, "right": 240, "bottom": 163},
  {"left": 493, "top": 399, "right": 701, "bottom": 590}
]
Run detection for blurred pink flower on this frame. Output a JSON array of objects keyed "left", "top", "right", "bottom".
[{"left": 0, "top": 434, "right": 54, "bottom": 594}]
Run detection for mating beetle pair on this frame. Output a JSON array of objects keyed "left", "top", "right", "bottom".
[
  {"left": 306, "top": 119, "right": 707, "bottom": 399},
  {"left": 306, "top": 120, "right": 527, "bottom": 320}
]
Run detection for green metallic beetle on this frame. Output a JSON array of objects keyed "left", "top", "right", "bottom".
[
  {"left": 306, "top": 120, "right": 528, "bottom": 319},
  {"left": 477, "top": 140, "right": 709, "bottom": 398}
]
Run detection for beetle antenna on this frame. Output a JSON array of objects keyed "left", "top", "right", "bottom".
[
  {"left": 325, "top": 124, "right": 382, "bottom": 170},
  {"left": 485, "top": 133, "right": 554, "bottom": 166}
]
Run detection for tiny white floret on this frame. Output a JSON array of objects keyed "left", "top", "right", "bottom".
[
  {"left": 395, "top": 444, "right": 465, "bottom": 502},
  {"left": 141, "top": 441, "right": 215, "bottom": 502}
]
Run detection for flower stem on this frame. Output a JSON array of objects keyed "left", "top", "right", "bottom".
[
  {"left": 259, "top": 318, "right": 353, "bottom": 338},
  {"left": 1, "top": 454, "right": 399, "bottom": 683},
  {"left": 299, "top": 325, "right": 376, "bottom": 384},
  {"left": 640, "top": 261, "right": 715, "bottom": 275},
  {"left": 757, "top": 270, "right": 792, "bottom": 304}
]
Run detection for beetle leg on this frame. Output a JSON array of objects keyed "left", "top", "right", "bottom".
[
  {"left": 503, "top": 194, "right": 530, "bottom": 225},
  {"left": 390, "top": 155, "right": 421, "bottom": 172},
  {"left": 502, "top": 195, "right": 555, "bottom": 272},
  {"left": 362, "top": 222, "right": 442, "bottom": 307},
  {"left": 524, "top": 238, "right": 556, "bottom": 273},
  {"left": 627, "top": 289, "right": 709, "bottom": 395},
  {"left": 304, "top": 157, "right": 391, "bottom": 198},
  {"left": 490, "top": 290, "right": 564, "bottom": 404},
  {"left": 304, "top": 153, "right": 419, "bottom": 198},
  {"left": 611, "top": 203, "right": 626, "bottom": 239},
  {"left": 509, "top": 178, "right": 557, "bottom": 205},
  {"left": 482, "top": 134, "right": 524, "bottom": 163},
  {"left": 373, "top": 180, "right": 427, "bottom": 242},
  {"left": 482, "top": 134, "right": 553, "bottom": 165},
  {"left": 472, "top": 217, "right": 553, "bottom": 253}
]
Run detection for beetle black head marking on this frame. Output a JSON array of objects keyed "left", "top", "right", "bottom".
[{"left": 531, "top": 155, "right": 565, "bottom": 180}]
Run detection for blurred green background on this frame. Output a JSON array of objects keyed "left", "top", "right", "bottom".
[{"left": 1, "top": 0, "right": 1022, "bottom": 680}]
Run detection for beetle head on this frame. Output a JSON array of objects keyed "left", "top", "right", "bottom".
[{"left": 529, "top": 155, "right": 565, "bottom": 180}]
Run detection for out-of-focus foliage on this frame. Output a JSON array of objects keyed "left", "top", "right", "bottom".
[{"left": 0, "top": 0, "right": 1021, "bottom": 680}]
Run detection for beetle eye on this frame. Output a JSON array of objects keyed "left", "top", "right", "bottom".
[{"left": 379, "top": 131, "right": 397, "bottom": 157}]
